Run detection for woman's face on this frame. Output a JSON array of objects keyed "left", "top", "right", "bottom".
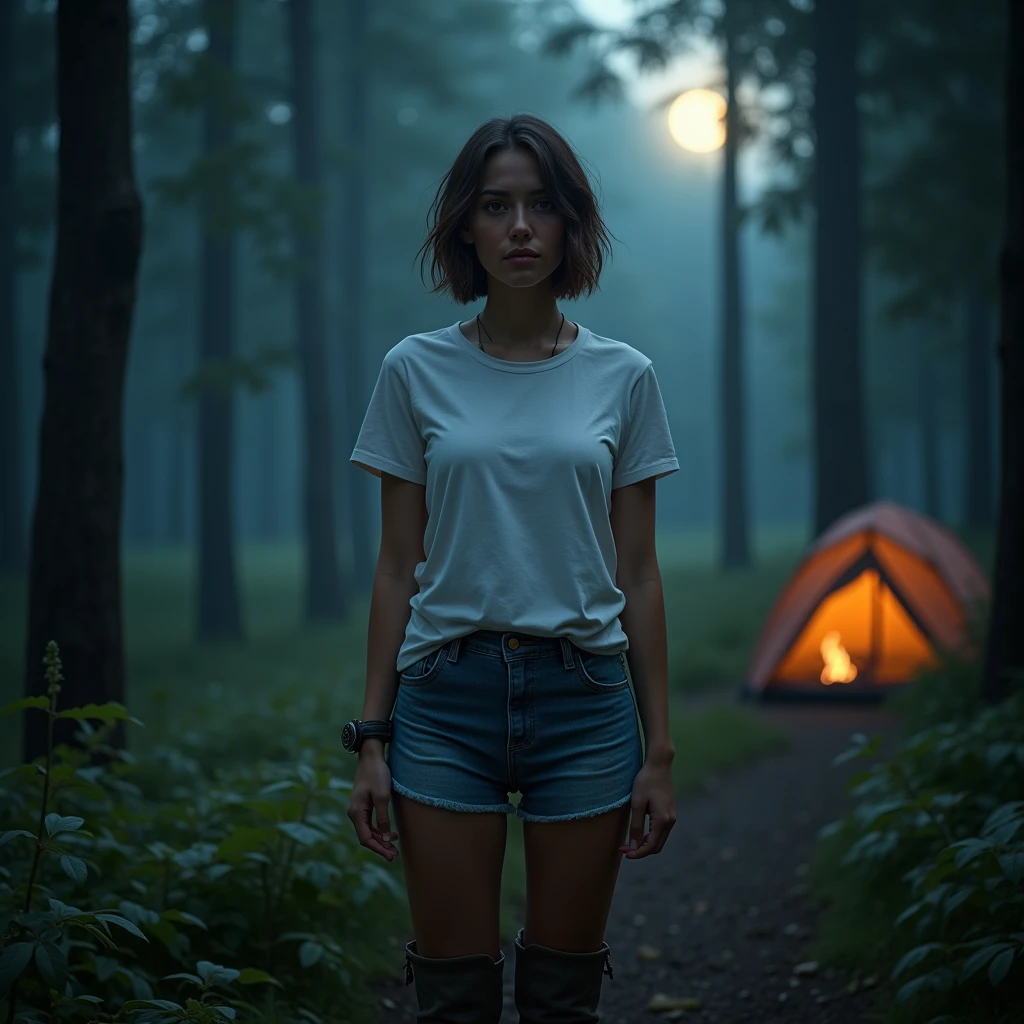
[{"left": 460, "top": 146, "right": 565, "bottom": 292}]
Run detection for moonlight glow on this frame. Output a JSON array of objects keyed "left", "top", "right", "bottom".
[{"left": 668, "top": 89, "right": 727, "bottom": 153}]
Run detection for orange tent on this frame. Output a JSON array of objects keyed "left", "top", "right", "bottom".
[{"left": 747, "top": 502, "right": 990, "bottom": 698}]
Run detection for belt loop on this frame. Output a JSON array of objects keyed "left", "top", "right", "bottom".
[
  {"left": 559, "top": 637, "right": 575, "bottom": 671},
  {"left": 448, "top": 636, "right": 462, "bottom": 663}
]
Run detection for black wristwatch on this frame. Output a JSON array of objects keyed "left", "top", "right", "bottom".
[{"left": 342, "top": 719, "right": 392, "bottom": 753}]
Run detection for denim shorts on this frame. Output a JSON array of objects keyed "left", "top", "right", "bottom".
[{"left": 387, "top": 629, "right": 644, "bottom": 822}]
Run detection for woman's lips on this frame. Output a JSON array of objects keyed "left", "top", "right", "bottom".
[{"left": 506, "top": 255, "right": 539, "bottom": 264}]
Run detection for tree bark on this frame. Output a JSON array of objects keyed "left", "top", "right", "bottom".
[
  {"left": 981, "top": 0, "right": 1024, "bottom": 705},
  {"left": 720, "top": 14, "right": 751, "bottom": 570},
  {"left": 196, "top": 0, "right": 243, "bottom": 640},
  {"left": 22, "top": 0, "right": 142, "bottom": 763},
  {"left": 811, "top": 0, "right": 870, "bottom": 536},
  {"left": 963, "top": 292, "right": 995, "bottom": 529},
  {"left": 0, "top": 0, "right": 24, "bottom": 574},
  {"left": 288, "top": 0, "right": 344, "bottom": 622},
  {"left": 339, "top": 0, "right": 375, "bottom": 598}
]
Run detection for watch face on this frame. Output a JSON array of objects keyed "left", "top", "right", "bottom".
[{"left": 341, "top": 721, "right": 357, "bottom": 751}]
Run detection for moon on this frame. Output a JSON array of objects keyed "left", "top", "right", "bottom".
[{"left": 668, "top": 89, "right": 727, "bottom": 153}]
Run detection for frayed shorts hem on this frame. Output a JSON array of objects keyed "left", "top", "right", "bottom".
[
  {"left": 391, "top": 780, "right": 516, "bottom": 815},
  {"left": 515, "top": 790, "right": 634, "bottom": 823}
]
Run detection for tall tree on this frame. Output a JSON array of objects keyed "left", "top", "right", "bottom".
[
  {"left": 811, "top": 0, "right": 869, "bottom": 534},
  {"left": 719, "top": 4, "right": 751, "bottom": 569},
  {"left": 288, "top": 0, "right": 344, "bottom": 621},
  {"left": 196, "top": 0, "right": 244, "bottom": 641},
  {"left": 338, "top": 0, "right": 375, "bottom": 598},
  {"left": 0, "top": 0, "right": 21, "bottom": 574},
  {"left": 981, "top": 0, "right": 1024, "bottom": 705},
  {"left": 963, "top": 295, "right": 995, "bottom": 528},
  {"left": 22, "top": 0, "right": 143, "bottom": 762}
]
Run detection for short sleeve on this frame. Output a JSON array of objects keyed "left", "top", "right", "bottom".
[
  {"left": 350, "top": 350, "right": 427, "bottom": 484},
  {"left": 612, "top": 363, "right": 680, "bottom": 490}
]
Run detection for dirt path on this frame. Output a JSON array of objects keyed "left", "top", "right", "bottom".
[{"left": 370, "top": 700, "right": 901, "bottom": 1023}]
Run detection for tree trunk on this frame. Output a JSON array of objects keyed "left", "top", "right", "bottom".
[
  {"left": 22, "top": 0, "right": 142, "bottom": 763},
  {"left": 340, "top": 0, "right": 374, "bottom": 597},
  {"left": 963, "top": 292, "right": 995, "bottom": 529},
  {"left": 720, "top": 15, "right": 750, "bottom": 570},
  {"left": 981, "top": 0, "right": 1024, "bottom": 705},
  {"left": 811, "top": 0, "right": 870, "bottom": 536},
  {"left": 288, "top": 0, "right": 344, "bottom": 622},
  {"left": 0, "top": 0, "right": 24, "bottom": 575},
  {"left": 917, "top": 325, "right": 940, "bottom": 519},
  {"left": 196, "top": 0, "right": 243, "bottom": 641}
]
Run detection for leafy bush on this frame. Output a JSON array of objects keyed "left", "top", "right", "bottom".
[
  {"left": 1, "top": 642, "right": 405, "bottom": 1024},
  {"left": 816, "top": 678, "right": 1024, "bottom": 1024}
]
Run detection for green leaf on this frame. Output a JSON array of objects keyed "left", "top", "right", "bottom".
[
  {"left": 0, "top": 830, "right": 37, "bottom": 847},
  {"left": 196, "top": 961, "right": 240, "bottom": 986},
  {"left": 277, "top": 821, "right": 326, "bottom": 846},
  {"left": 161, "top": 972, "right": 203, "bottom": 985},
  {"left": 47, "top": 898, "right": 85, "bottom": 919},
  {"left": 892, "top": 942, "right": 944, "bottom": 980},
  {"left": 0, "top": 942, "right": 36, "bottom": 994},
  {"left": 997, "top": 851, "right": 1024, "bottom": 885},
  {"left": 215, "top": 826, "right": 277, "bottom": 861},
  {"left": 94, "top": 913, "right": 149, "bottom": 941},
  {"left": 960, "top": 942, "right": 1014, "bottom": 982},
  {"left": 988, "top": 948, "right": 1015, "bottom": 986},
  {"left": 236, "top": 967, "right": 283, "bottom": 988},
  {"left": 59, "top": 855, "right": 88, "bottom": 885},
  {"left": 950, "top": 839, "right": 991, "bottom": 869},
  {"left": 299, "top": 941, "right": 324, "bottom": 968},
  {"left": 55, "top": 702, "right": 144, "bottom": 725},
  {"left": 257, "top": 780, "right": 298, "bottom": 795},
  {"left": 0, "top": 695, "right": 50, "bottom": 717},
  {"left": 161, "top": 909, "right": 208, "bottom": 930},
  {"left": 120, "top": 999, "right": 184, "bottom": 1011},
  {"left": 33, "top": 943, "right": 64, "bottom": 989},
  {"left": 44, "top": 814, "right": 84, "bottom": 838},
  {"left": 297, "top": 763, "right": 318, "bottom": 789},
  {"left": 213, "top": 1008, "right": 237, "bottom": 1020}
]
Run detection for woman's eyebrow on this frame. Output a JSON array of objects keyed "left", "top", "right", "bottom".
[{"left": 477, "top": 187, "right": 547, "bottom": 197}]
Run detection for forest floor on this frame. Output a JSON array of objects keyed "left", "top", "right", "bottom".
[{"left": 368, "top": 696, "right": 902, "bottom": 1024}]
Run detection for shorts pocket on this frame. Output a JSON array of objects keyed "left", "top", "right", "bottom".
[
  {"left": 399, "top": 643, "right": 451, "bottom": 687},
  {"left": 572, "top": 648, "right": 630, "bottom": 693}
]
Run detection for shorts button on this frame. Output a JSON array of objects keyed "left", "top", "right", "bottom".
[{"left": 507, "top": 637, "right": 520, "bottom": 650}]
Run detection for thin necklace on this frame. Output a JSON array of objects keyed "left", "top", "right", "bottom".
[{"left": 475, "top": 312, "right": 565, "bottom": 359}]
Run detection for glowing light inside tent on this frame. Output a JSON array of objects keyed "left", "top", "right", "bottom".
[
  {"left": 819, "top": 631, "right": 858, "bottom": 684},
  {"left": 668, "top": 89, "right": 727, "bottom": 153}
]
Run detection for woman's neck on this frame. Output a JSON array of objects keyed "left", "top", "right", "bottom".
[{"left": 477, "top": 281, "right": 564, "bottom": 348}]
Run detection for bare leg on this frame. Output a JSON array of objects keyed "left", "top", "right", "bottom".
[
  {"left": 393, "top": 791, "right": 509, "bottom": 961},
  {"left": 522, "top": 804, "right": 632, "bottom": 951}
]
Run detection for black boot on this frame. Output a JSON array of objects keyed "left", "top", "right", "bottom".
[
  {"left": 513, "top": 927, "right": 614, "bottom": 1024},
  {"left": 403, "top": 939, "right": 506, "bottom": 1023}
]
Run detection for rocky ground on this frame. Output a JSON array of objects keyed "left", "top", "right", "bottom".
[{"left": 370, "top": 699, "right": 902, "bottom": 1024}]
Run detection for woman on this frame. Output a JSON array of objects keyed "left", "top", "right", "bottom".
[{"left": 344, "top": 113, "right": 679, "bottom": 1024}]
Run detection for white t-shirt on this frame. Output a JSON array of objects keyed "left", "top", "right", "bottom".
[{"left": 350, "top": 320, "right": 680, "bottom": 673}]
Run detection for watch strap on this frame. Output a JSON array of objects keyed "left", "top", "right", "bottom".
[{"left": 357, "top": 719, "right": 392, "bottom": 750}]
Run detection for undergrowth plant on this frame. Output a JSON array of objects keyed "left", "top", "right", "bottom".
[
  {"left": 0, "top": 642, "right": 405, "bottom": 1024},
  {"left": 816, "top": 672, "right": 1024, "bottom": 1024}
]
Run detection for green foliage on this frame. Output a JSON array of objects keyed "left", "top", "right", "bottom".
[
  {"left": 0, "top": 642, "right": 405, "bottom": 1024},
  {"left": 812, "top": 665, "right": 1024, "bottom": 1024}
]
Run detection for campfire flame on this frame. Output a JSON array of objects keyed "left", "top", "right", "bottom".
[{"left": 820, "top": 631, "right": 858, "bottom": 685}]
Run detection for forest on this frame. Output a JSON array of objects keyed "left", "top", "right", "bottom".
[{"left": 1, "top": 1, "right": 1022, "bottom": 1022}]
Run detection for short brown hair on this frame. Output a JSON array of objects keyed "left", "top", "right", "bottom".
[{"left": 416, "top": 113, "right": 614, "bottom": 304}]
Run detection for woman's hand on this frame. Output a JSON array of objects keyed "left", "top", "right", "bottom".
[
  {"left": 619, "top": 757, "right": 676, "bottom": 859},
  {"left": 346, "top": 747, "right": 399, "bottom": 863}
]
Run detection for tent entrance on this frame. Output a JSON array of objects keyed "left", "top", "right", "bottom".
[{"left": 771, "top": 561, "right": 937, "bottom": 691}]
